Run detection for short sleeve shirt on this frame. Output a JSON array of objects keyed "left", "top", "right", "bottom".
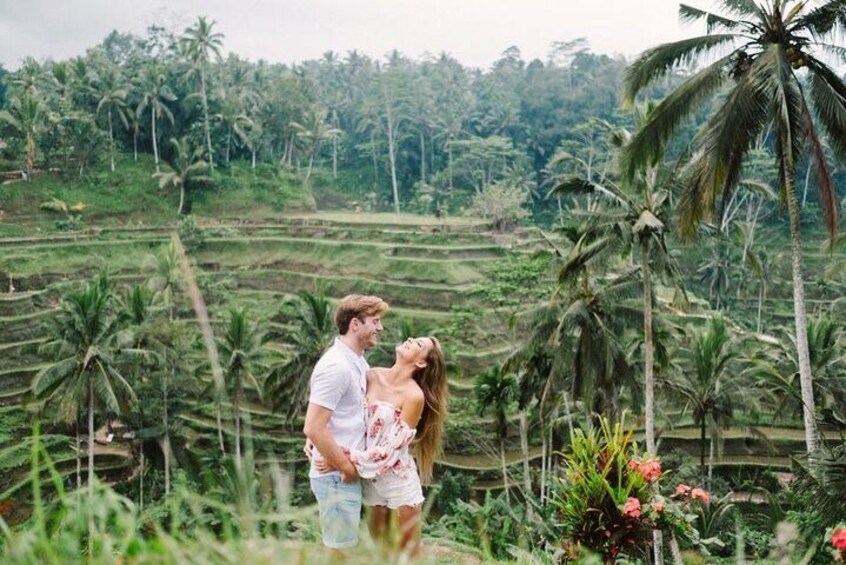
[{"left": 308, "top": 337, "right": 369, "bottom": 478}]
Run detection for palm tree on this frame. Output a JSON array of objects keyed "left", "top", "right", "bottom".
[
  {"left": 136, "top": 67, "right": 177, "bottom": 173},
  {"left": 31, "top": 278, "right": 136, "bottom": 499},
  {"left": 218, "top": 308, "right": 267, "bottom": 471},
  {"left": 551, "top": 225, "right": 643, "bottom": 426},
  {"left": 664, "top": 318, "right": 744, "bottom": 471},
  {"left": 0, "top": 93, "right": 42, "bottom": 175},
  {"left": 553, "top": 116, "right": 681, "bottom": 457},
  {"left": 215, "top": 97, "right": 254, "bottom": 167},
  {"left": 265, "top": 290, "right": 335, "bottom": 424},
  {"left": 623, "top": 0, "right": 846, "bottom": 453},
  {"left": 154, "top": 136, "right": 212, "bottom": 215},
  {"left": 475, "top": 365, "right": 517, "bottom": 502},
  {"left": 291, "top": 108, "right": 341, "bottom": 185},
  {"left": 753, "top": 316, "right": 846, "bottom": 423},
  {"left": 180, "top": 16, "right": 224, "bottom": 173},
  {"left": 91, "top": 64, "right": 129, "bottom": 173}
]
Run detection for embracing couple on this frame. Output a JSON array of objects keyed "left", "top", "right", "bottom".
[{"left": 303, "top": 294, "right": 448, "bottom": 557}]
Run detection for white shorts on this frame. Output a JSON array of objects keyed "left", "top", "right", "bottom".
[{"left": 363, "top": 472, "right": 424, "bottom": 509}]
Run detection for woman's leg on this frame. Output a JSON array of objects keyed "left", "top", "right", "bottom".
[
  {"left": 368, "top": 504, "right": 391, "bottom": 542},
  {"left": 397, "top": 504, "right": 422, "bottom": 557}
]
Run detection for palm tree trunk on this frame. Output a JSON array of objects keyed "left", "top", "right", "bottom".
[
  {"left": 88, "top": 378, "right": 95, "bottom": 496},
  {"left": 200, "top": 70, "right": 214, "bottom": 173},
  {"left": 519, "top": 410, "right": 532, "bottom": 509},
  {"left": 757, "top": 283, "right": 765, "bottom": 334},
  {"left": 642, "top": 238, "right": 656, "bottom": 456},
  {"left": 304, "top": 146, "right": 315, "bottom": 185},
  {"left": 216, "top": 398, "right": 226, "bottom": 456},
  {"left": 139, "top": 448, "right": 144, "bottom": 511},
  {"left": 226, "top": 126, "right": 232, "bottom": 166},
  {"left": 420, "top": 129, "right": 426, "bottom": 184},
  {"left": 234, "top": 382, "right": 242, "bottom": 471},
  {"left": 785, "top": 174, "right": 818, "bottom": 452},
  {"left": 385, "top": 104, "right": 400, "bottom": 214},
  {"left": 178, "top": 184, "right": 185, "bottom": 215},
  {"left": 108, "top": 107, "right": 115, "bottom": 173},
  {"left": 163, "top": 370, "right": 171, "bottom": 495},
  {"left": 699, "top": 417, "right": 706, "bottom": 470},
  {"left": 500, "top": 436, "right": 509, "bottom": 504},
  {"left": 447, "top": 138, "right": 454, "bottom": 191},
  {"left": 87, "top": 374, "right": 95, "bottom": 546},
  {"left": 643, "top": 238, "right": 665, "bottom": 564},
  {"left": 75, "top": 419, "right": 81, "bottom": 491},
  {"left": 707, "top": 436, "right": 715, "bottom": 489},
  {"left": 152, "top": 111, "right": 160, "bottom": 173}
]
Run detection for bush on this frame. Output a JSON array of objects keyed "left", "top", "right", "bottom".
[{"left": 550, "top": 417, "right": 715, "bottom": 562}]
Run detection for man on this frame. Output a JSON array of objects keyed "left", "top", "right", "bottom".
[{"left": 303, "top": 294, "right": 388, "bottom": 551}]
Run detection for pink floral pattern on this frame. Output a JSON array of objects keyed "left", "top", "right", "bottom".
[{"left": 348, "top": 400, "right": 417, "bottom": 479}]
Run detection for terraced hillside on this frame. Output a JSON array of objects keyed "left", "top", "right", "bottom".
[
  {"left": 0, "top": 212, "right": 555, "bottom": 504},
  {"left": 2, "top": 211, "right": 828, "bottom": 511}
]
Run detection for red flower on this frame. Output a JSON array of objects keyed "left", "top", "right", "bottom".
[
  {"left": 623, "top": 497, "right": 641, "bottom": 518},
  {"left": 652, "top": 500, "right": 665, "bottom": 513},
  {"left": 637, "top": 459, "right": 662, "bottom": 482},
  {"left": 674, "top": 484, "right": 691, "bottom": 497},
  {"left": 832, "top": 527, "right": 846, "bottom": 551},
  {"left": 690, "top": 488, "right": 709, "bottom": 503}
]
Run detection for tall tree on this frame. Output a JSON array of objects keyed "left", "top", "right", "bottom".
[
  {"left": 0, "top": 93, "right": 42, "bottom": 176},
  {"left": 180, "top": 16, "right": 223, "bottom": 173},
  {"left": 623, "top": 0, "right": 846, "bottom": 453},
  {"left": 91, "top": 63, "right": 129, "bottom": 173},
  {"left": 475, "top": 365, "right": 518, "bottom": 502},
  {"left": 136, "top": 67, "right": 176, "bottom": 173},
  {"left": 154, "top": 136, "right": 212, "bottom": 214},
  {"left": 32, "top": 278, "right": 137, "bottom": 500},
  {"left": 265, "top": 291, "right": 334, "bottom": 424},
  {"left": 218, "top": 308, "right": 266, "bottom": 471},
  {"left": 290, "top": 108, "right": 339, "bottom": 186}
]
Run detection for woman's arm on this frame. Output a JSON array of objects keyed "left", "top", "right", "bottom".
[{"left": 348, "top": 394, "right": 424, "bottom": 479}]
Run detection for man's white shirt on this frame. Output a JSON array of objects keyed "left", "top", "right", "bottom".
[{"left": 308, "top": 337, "right": 369, "bottom": 478}]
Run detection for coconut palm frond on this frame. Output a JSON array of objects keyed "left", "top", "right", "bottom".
[
  {"left": 807, "top": 56, "right": 846, "bottom": 164},
  {"left": 622, "top": 57, "right": 729, "bottom": 179},
  {"left": 624, "top": 34, "right": 735, "bottom": 103},
  {"left": 679, "top": 4, "right": 749, "bottom": 33}
]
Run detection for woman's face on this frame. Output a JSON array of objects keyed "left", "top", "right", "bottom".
[{"left": 396, "top": 337, "right": 434, "bottom": 366}]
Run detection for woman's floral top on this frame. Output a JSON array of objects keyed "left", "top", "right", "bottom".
[{"left": 348, "top": 400, "right": 417, "bottom": 479}]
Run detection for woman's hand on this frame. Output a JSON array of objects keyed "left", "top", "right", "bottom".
[{"left": 313, "top": 449, "right": 352, "bottom": 473}]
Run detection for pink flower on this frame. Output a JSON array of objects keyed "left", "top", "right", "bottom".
[
  {"left": 623, "top": 497, "right": 641, "bottom": 518},
  {"left": 832, "top": 528, "right": 846, "bottom": 551},
  {"left": 652, "top": 500, "right": 665, "bottom": 513},
  {"left": 628, "top": 459, "right": 639, "bottom": 470},
  {"left": 637, "top": 459, "right": 662, "bottom": 482},
  {"left": 690, "top": 488, "right": 709, "bottom": 503},
  {"left": 674, "top": 484, "right": 691, "bottom": 497}
]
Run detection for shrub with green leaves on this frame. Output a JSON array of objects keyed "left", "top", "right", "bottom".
[{"left": 551, "top": 417, "right": 711, "bottom": 562}]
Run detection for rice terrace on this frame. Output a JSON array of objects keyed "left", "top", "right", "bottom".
[{"left": 1, "top": 1, "right": 846, "bottom": 563}]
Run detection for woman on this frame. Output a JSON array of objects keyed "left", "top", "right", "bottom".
[{"left": 316, "top": 336, "right": 448, "bottom": 556}]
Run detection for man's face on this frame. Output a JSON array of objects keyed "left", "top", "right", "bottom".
[{"left": 354, "top": 314, "right": 383, "bottom": 351}]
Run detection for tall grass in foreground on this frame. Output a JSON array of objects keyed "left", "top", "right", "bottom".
[
  {"left": 0, "top": 420, "right": 478, "bottom": 564},
  {"left": 0, "top": 233, "right": 478, "bottom": 564}
]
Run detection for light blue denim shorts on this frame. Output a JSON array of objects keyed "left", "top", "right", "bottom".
[{"left": 310, "top": 475, "right": 362, "bottom": 549}]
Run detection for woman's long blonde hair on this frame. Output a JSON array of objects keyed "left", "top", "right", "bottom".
[{"left": 411, "top": 336, "right": 448, "bottom": 483}]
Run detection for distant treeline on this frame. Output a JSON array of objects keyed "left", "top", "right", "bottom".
[{"left": 0, "top": 20, "right": 686, "bottom": 218}]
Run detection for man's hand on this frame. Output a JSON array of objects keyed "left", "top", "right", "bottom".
[
  {"left": 339, "top": 459, "right": 359, "bottom": 483},
  {"left": 303, "top": 439, "right": 314, "bottom": 460}
]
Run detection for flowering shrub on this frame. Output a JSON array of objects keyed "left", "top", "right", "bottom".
[
  {"left": 829, "top": 525, "right": 846, "bottom": 561},
  {"left": 551, "top": 417, "right": 712, "bottom": 563}
]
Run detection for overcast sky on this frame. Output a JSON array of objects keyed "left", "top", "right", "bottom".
[{"left": 0, "top": 0, "right": 700, "bottom": 71}]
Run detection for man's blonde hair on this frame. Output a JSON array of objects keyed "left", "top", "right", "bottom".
[{"left": 335, "top": 294, "right": 389, "bottom": 334}]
